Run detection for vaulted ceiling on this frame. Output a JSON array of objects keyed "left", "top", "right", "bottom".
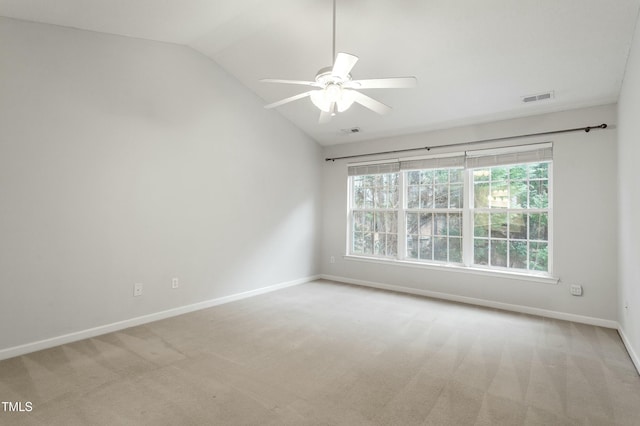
[{"left": 1, "top": 0, "right": 638, "bottom": 145}]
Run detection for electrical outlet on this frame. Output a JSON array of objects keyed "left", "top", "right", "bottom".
[
  {"left": 570, "top": 284, "right": 583, "bottom": 296},
  {"left": 330, "top": 256, "right": 335, "bottom": 264},
  {"left": 172, "top": 278, "right": 179, "bottom": 289},
  {"left": 133, "top": 283, "right": 143, "bottom": 297}
]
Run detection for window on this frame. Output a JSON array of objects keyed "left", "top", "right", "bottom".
[
  {"left": 347, "top": 144, "right": 553, "bottom": 276},
  {"left": 471, "top": 162, "right": 550, "bottom": 272},
  {"left": 406, "top": 168, "right": 464, "bottom": 263},
  {"left": 351, "top": 173, "right": 399, "bottom": 257}
]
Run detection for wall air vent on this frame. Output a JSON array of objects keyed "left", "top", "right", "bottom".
[
  {"left": 522, "top": 91, "right": 555, "bottom": 103},
  {"left": 340, "top": 127, "right": 361, "bottom": 134}
]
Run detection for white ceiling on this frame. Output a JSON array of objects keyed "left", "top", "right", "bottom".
[{"left": 1, "top": 0, "right": 639, "bottom": 145}]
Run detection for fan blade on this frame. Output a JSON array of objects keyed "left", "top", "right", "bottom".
[
  {"left": 319, "top": 110, "right": 332, "bottom": 124},
  {"left": 351, "top": 91, "right": 392, "bottom": 115},
  {"left": 260, "top": 79, "right": 320, "bottom": 87},
  {"left": 264, "top": 91, "right": 314, "bottom": 109},
  {"left": 332, "top": 53, "right": 359, "bottom": 78},
  {"left": 345, "top": 77, "right": 417, "bottom": 89}
]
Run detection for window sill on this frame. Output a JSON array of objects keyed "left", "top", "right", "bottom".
[{"left": 343, "top": 255, "right": 559, "bottom": 285}]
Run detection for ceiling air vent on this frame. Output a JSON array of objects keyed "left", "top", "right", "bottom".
[
  {"left": 522, "top": 91, "right": 555, "bottom": 103},
  {"left": 340, "top": 127, "right": 361, "bottom": 134}
]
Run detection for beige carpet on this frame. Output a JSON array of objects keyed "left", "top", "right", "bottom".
[{"left": 0, "top": 279, "right": 639, "bottom": 425}]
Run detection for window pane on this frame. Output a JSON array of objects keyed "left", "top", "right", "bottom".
[
  {"left": 353, "top": 211, "right": 364, "bottom": 232},
  {"left": 419, "top": 237, "right": 432, "bottom": 260},
  {"left": 407, "top": 236, "right": 418, "bottom": 259},
  {"left": 386, "top": 234, "right": 398, "bottom": 257},
  {"left": 419, "top": 213, "right": 433, "bottom": 236},
  {"left": 375, "top": 212, "right": 386, "bottom": 233},
  {"left": 529, "top": 163, "right": 548, "bottom": 179},
  {"left": 529, "top": 213, "right": 548, "bottom": 241},
  {"left": 449, "top": 237, "right": 462, "bottom": 263},
  {"left": 363, "top": 233, "right": 373, "bottom": 254},
  {"left": 354, "top": 188, "right": 365, "bottom": 208},
  {"left": 420, "top": 186, "right": 433, "bottom": 208},
  {"left": 353, "top": 232, "right": 364, "bottom": 254},
  {"left": 474, "top": 213, "right": 489, "bottom": 237},
  {"left": 509, "top": 241, "right": 527, "bottom": 269},
  {"left": 434, "top": 237, "right": 448, "bottom": 261},
  {"left": 474, "top": 183, "right": 490, "bottom": 208},
  {"left": 491, "top": 213, "right": 507, "bottom": 238},
  {"left": 374, "top": 189, "right": 386, "bottom": 209},
  {"left": 530, "top": 242, "right": 548, "bottom": 271},
  {"left": 491, "top": 166, "right": 508, "bottom": 181},
  {"left": 473, "top": 169, "right": 490, "bottom": 182},
  {"left": 407, "top": 185, "right": 419, "bottom": 208},
  {"left": 389, "top": 187, "right": 399, "bottom": 208},
  {"left": 421, "top": 170, "right": 434, "bottom": 185},
  {"left": 449, "top": 213, "right": 462, "bottom": 237},
  {"left": 374, "top": 234, "right": 385, "bottom": 256},
  {"left": 490, "top": 182, "right": 508, "bottom": 208},
  {"left": 407, "top": 212, "right": 418, "bottom": 235},
  {"left": 450, "top": 169, "right": 463, "bottom": 183},
  {"left": 408, "top": 171, "right": 420, "bottom": 185},
  {"left": 364, "top": 188, "right": 374, "bottom": 208},
  {"left": 434, "top": 214, "right": 447, "bottom": 236},
  {"left": 474, "top": 239, "right": 489, "bottom": 265},
  {"left": 435, "top": 185, "right": 448, "bottom": 208},
  {"left": 450, "top": 184, "right": 463, "bottom": 208},
  {"left": 436, "top": 169, "right": 449, "bottom": 184},
  {"left": 509, "top": 180, "right": 528, "bottom": 209},
  {"left": 491, "top": 240, "right": 508, "bottom": 267},
  {"left": 386, "top": 212, "right": 398, "bottom": 234},
  {"left": 364, "top": 212, "right": 374, "bottom": 232},
  {"left": 509, "top": 213, "right": 527, "bottom": 240},
  {"left": 529, "top": 180, "right": 548, "bottom": 208},
  {"left": 509, "top": 164, "right": 527, "bottom": 180}
]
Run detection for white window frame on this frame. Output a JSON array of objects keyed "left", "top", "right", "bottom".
[
  {"left": 403, "top": 167, "right": 465, "bottom": 265},
  {"left": 347, "top": 172, "right": 401, "bottom": 260},
  {"left": 466, "top": 162, "right": 553, "bottom": 275},
  {"left": 345, "top": 144, "right": 555, "bottom": 282}
]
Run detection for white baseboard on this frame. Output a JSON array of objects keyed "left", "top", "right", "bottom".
[
  {"left": 617, "top": 325, "right": 640, "bottom": 375},
  {"left": 0, "top": 275, "right": 319, "bottom": 361},
  {"left": 319, "top": 274, "right": 618, "bottom": 329}
]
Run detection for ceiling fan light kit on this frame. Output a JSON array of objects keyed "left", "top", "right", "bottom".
[
  {"left": 309, "top": 84, "right": 355, "bottom": 115},
  {"left": 261, "top": 0, "right": 417, "bottom": 123}
]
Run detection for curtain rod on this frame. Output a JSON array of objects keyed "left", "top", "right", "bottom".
[{"left": 324, "top": 123, "right": 608, "bottom": 162}]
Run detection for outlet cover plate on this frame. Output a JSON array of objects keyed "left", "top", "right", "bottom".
[{"left": 134, "top": 283, "right": 143, "bottom": 297}]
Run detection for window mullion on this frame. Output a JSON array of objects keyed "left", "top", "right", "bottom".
[
  {"left": 463, "top": 168, "right": 473, "bottom": 267},
  {"left": 346, "top": 176, "right": 353, "bottom": 256},
  {"left": 397, "top": 171, "right": 406, "bottom": 260},
  {"left": 547, "top": 163, "right": 554, "bottom": 275}
]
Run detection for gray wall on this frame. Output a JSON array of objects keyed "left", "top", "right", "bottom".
[
  {"left": 0, "top": 18, "right": 322, "bottom": 351},
  {"left": 618, "top": 10, "right": 640, "bottom": 366},
  {"left": 321, "top": 104, "right": 618, "bottom": 322}
]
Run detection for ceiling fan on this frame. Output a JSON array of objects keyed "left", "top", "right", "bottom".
[{"left": 261, "top": 0, "right": 417, "bottom": 124}]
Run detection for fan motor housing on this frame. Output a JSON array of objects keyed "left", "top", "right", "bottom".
[{"left": 315, "top": 67, "right": 351, "bottom": 87}]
